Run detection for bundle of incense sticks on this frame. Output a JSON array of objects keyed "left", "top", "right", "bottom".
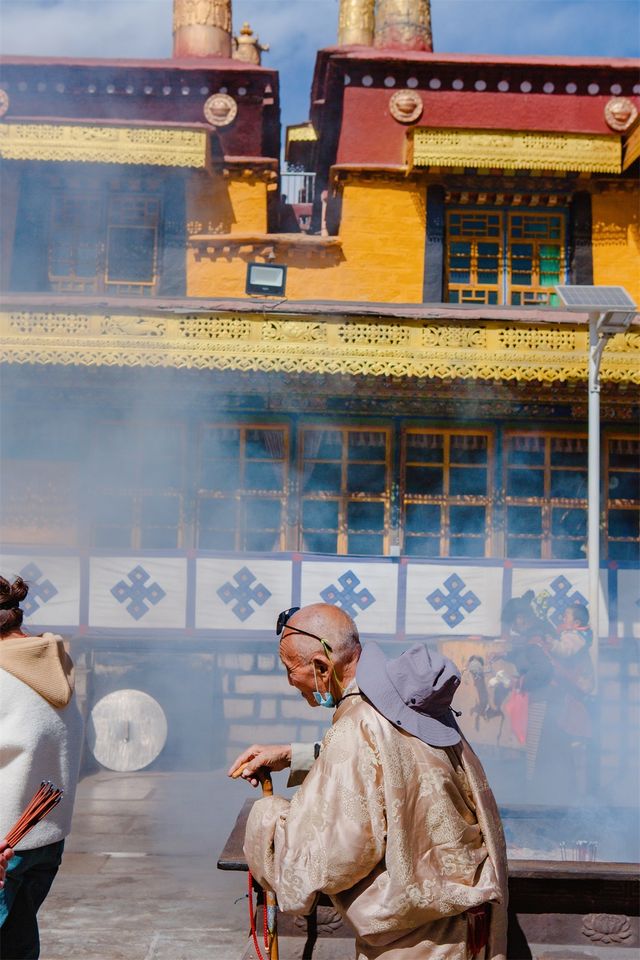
[{"left": 4, "top": 782, "right": 63, "bottom": 848}]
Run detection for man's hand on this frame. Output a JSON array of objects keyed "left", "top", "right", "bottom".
[
  {"left": 227, "top": 743, "right": 292, "bottom": 788},
  {"left": 0, "top": 840, "right": 14, "bottom": 888}
]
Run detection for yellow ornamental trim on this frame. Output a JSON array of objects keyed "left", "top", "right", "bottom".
[
  {"left": 0, "top": 122, "right": 209, "bottom": 168},
  {"left": 409, "top": 127, "right": 622, "bottom": 174},
  {"left": 623, "top": 122, "right": 640, "bottom": 171},
  {"left": 1, "top": 311, "right": 639, "bottom": 385},
  {"left": 286, "top": 123, "right": 318, "bottom": 143}
]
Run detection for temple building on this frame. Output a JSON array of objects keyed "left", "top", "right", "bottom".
[{"left": 0, "top": 0, "right": 638, "bottom": 798}]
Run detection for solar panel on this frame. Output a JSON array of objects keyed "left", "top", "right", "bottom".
[{"left": 555, "top": 285, "right": 637, "bottom": 311}]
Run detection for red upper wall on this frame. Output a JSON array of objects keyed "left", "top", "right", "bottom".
[
  {"left": 309, "top": 48, "right": 640, "bottom": 169},
  {"left": 0, "top": 57, "right": 280, "bottom": 161}
]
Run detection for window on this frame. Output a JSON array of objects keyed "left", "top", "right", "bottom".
[
  {"left": 446, "top": 208, "right": 566, "bottom": 306},
  {"left": 105, "top": 195, "right": 160, "bottom": 294},
  {"left": 91, "top": 422, "right": 185, "bottom": 549},
  {"left": 504, "top": 433, "right": 587, "bottom": 559},
  {"left": 606, "top": 436, "right": 640, "bottom": 561},
  {"left": 508, "top": 213, "right": 563, "bottom": 306},
  {"left": 401, "top": 430, "right": 493, "bottom": 558},
  {"left": 446, "top": 212, "right": 502, "bottom": 305},
  {"left": 48, "top": 184, "right": 160, "bottom": 296},
  {"left": 197, "top": 425, "right": 288, "bottom": 552},
  {"left": 299, "top": 427, "right": 390, "bottom": 555},
  {"left": 49, "top": 192, "right": 102, "bottom": 294}
]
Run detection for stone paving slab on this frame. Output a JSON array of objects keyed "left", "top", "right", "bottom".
[{"left": 37, "top": 768, "right": 263, "bottom": 960}]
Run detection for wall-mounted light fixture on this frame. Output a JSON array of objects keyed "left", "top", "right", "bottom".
[{"left": 246, "top": 262, "right": 287, "bottom": 297}]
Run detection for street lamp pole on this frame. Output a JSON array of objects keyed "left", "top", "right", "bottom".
[
  {"left": 555, "top": 285, "right": 637, "bottom": 649},
  {"left": 587, "top": 314, "right": 607, "bottom": 651}
]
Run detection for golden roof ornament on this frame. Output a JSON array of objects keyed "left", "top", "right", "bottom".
[
  {"left": 173, "top": 0, "right": 232, "bottom": 58},
  {"left": 375, "top": 0, "right": 432, "bottom": 51},
  {"left": 233, "top": 22, "right": 269, "bottom": 66},
  {"left": 338, "top": 0, "right": 375, "bottom": 46},
  {"left": 0, "top": 90, "right": 9, "bottom": 119}
]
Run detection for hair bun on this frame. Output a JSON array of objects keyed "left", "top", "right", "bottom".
[{"left": 0, "top": 575, "right": 29, "bottom": 610}]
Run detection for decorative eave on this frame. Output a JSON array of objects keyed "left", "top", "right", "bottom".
[
  {"left": 1, "top": 300, "right": 638, "bottom": 385},
  {"left": 188, "top": 232, "right": 342, "bottom": 261},
  {"left": 408, "top": 128, "right": 622, "bottom": 174},
  {"left": 623, "top": 121, "right": 640, "bottom": 171},
  {"left": 0, "top": 120, "right": 210, "bottom": 168}
]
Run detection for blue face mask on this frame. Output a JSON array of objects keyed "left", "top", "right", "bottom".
[
  {"left": 313, "top": 665, "right": 336, "bottom": 708},
  {"left": 313, "top": 690, "right": 336, "bottom": 708}
]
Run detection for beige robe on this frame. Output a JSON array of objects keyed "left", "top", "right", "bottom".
[{"left": 244, "top": 693, "right": 508, "bottom": 959}]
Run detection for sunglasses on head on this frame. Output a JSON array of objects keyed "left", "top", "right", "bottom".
[{"left": 276, "top": 606, "right": 334, "bottom": 655}]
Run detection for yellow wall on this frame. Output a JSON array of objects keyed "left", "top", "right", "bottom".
[
  {"left": 186, "top": 173, "right": 427, "bottom": 303},
  {"left": 285, "top": 178, "right": 426, "bottom": 303},
  {"left": 186, "top": 171, "right": 268, "bottom": 298},
  {"left": 592, "top": 187, "right": 640, "bottom": 305}
]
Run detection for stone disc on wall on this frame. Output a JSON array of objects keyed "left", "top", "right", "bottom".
[
  {"left": 204, "top": 92, "right": 238, "bottom": 127},
  {"left": 87, "top": 689, "right": 168, "bottom": 772}
]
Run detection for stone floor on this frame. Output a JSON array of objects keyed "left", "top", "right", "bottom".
[{"left": 38, "top": 769, "right": 260, "bottom": 960}]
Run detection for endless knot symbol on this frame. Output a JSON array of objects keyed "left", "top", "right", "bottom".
[
  {"left": 544, "top": 575, "right": 588, "bottom": 627},
  {"left": 427, "top": 574, "right": 480, "bottom": 628},
  {"left": 320, "top": 570, "right": 375, "bottom": 619},
  {"left": 217, "top": 566, "right": 272, "bottom": 622},
  {"left": 19, "top": 562, "right": 58, "bottom": 617},
  {"left": 111, "top": 566, "right": 166, "bottom": 621}
]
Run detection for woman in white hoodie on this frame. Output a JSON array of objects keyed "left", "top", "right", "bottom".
[{"left": 0, "top": 575, "right": 84, "bottom": 960}]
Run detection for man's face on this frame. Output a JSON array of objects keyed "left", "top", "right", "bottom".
[{"left": 279, "top": 632, "right": 321, "bottom": 707}]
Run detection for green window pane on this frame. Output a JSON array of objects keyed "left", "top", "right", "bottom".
[
  {"left": 507, "top": 468, "right": 544, "bottom": 498},
  {"left": 405, "top": 502, "right": 441, "bottom": 533},
  {"left": 302, "top": 500, "right": 339, "bottom": 529},
  {"left": 450, "top": 537, "right": 485, "bottom": 558},
  {"left": 550, "top": 470, "right": 587, "bottom": 499},
  {"left": 347, "top": 501, "right": 385, "bottom": 531},
  {"left": 507, "top": 537, "right": 542, "bottom": 559},
  {"left": 348, "top": 533, "right": 384, "bottom": 555},
  {"left": 608, "top": 509, "right": 640, "bottom": 539},
  {"left": 507, "top": 505, "right": 543, "bottom": 535},
  {"left": 450, "top": 467, "right": 487, "bottom": 496},
  {"left": 450, "top": 505, "right": 486, "bottom": 535},
  {"left": 199, "top": 499, "right": 236, "bottom": 532},
  {"left": 245, "top": 499, "right": 282, "bottom": 529},
  {"left": 303, "top": 462, "right": 341, "bottom": 494},
  {"left": 302, "top": 532, "right": 337, "bottom": 553},
  {"left": 404, "top": 536, "right": 440, "bottom": 557},
  {"left": 347, "top": 463, "right": 386, "bottom": 494},
  {"left": 405, "top": 466, "right": 443, "bottom": 496}
]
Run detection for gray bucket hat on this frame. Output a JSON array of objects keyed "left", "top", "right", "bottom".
[{"left": 356, "top": 641, "right": 462, "bottom": 747}]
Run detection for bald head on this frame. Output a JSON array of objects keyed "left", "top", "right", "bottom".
[{"left": 285, "top": 603, "right": 361, "bottom": 665}]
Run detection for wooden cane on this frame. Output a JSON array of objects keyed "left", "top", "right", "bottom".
[{"left": 259, "top": 772, "right": 279, "bottom": 960}]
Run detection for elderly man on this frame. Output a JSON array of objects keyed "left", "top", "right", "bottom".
[{"left": 233, "top": 603, "right": 508, "bottom": 960}]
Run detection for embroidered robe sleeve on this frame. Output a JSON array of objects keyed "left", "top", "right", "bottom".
[{"left": 244, "top": 713, "right": 386, "bottom": 915}]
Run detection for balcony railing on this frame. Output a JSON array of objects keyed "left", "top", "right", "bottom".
[{"left": 281, "top": 171, "right": 316, "bottom": 205}]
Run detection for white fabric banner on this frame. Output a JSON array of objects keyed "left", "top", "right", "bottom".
[
  {"left": 0, "top": 554, "right": 80, "bottom": 627},
  {"left": 89, "top": 557, "right": 187, "bottom": 629},
  {"left": 617, "top": 569, "right": 640, "bottom": 639},
  {"left": 510, "top": 567, "right": 608, "bottom": 636},
  {"left": 195, "top": 557, "right": 293, "bottom": 631},
  {"left": 405, "top": 563, "right": 503, "bottom": 637},
  {"left": 300, "top": 561, "right": 398, "bottom": 634}
]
